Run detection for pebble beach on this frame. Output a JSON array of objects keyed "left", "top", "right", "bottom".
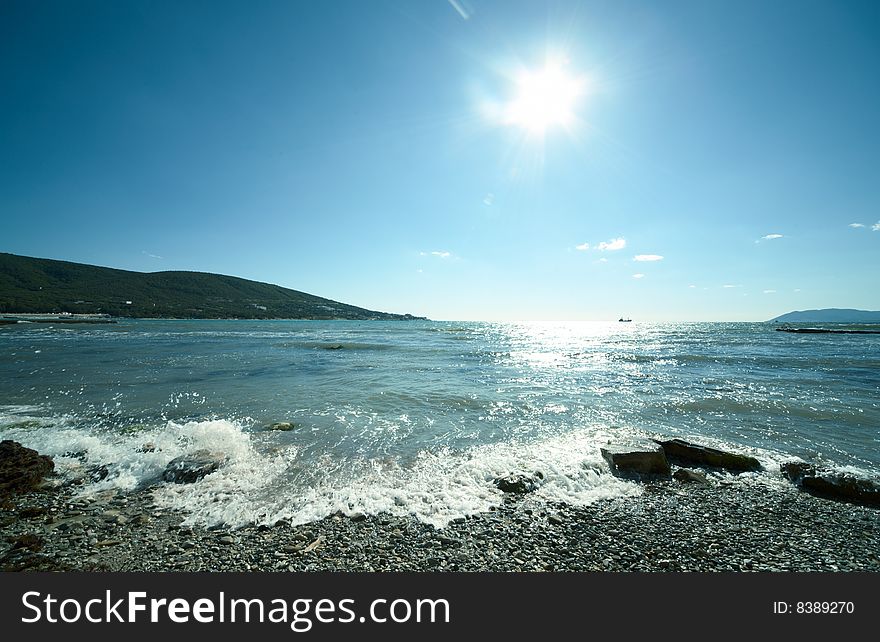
[{"left": 3, "top": 474, "right": 878, "bottom": 573}]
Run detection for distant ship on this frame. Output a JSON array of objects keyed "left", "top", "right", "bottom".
[{"left": 618, "top": 318, "right": 632, "bottom": 322}]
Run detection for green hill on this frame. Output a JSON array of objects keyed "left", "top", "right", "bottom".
[
  {"left": 0, "top": 253, "right": 424, "bottom": 320},
  {"left": 770, "top": 308, "right": 880, "bottom": 323}
]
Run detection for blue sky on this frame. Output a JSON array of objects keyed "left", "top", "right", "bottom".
[{"left": 1, "top": 0, "right": 878, "bottom": 321}]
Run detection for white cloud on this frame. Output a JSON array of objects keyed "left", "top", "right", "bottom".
[
  {"left": 447, "top": 0, "right": 472, "bottom": 20},
  {"left": 633, "top": 254, "right": 663, "bottom": 262},
  {"left": 722, "top": 284, "right": 739, "bottom": 288},
  {"left": 794, "top": 288, "right": 802, "bottom": 292},
  {"left": 849, "top": 223, "right": 865, "bottom": 228},
  {"left": 431, "top": 251, "right": 451, "bottom": 258},
  {"left": 575, "top": 242, "right": 589, "bottom": 251},
  {"left": 596, "top": 237, "right": 626, "bottom": 251},
  {"left": 688, "top": 284, "right": 696, "bottom": 288},
  {"left": 873, "top": 221, "right": 880, "bottom": 232},
  {"left": 632, "top": 273, "right": 645, "bottom": 279},
  {"left": 142, "top": 251, "right": 163, "bottom": 259},
  {"left": 763, "top": 289, "right": 776, "bottom": 294},
  {"left": 595, "top": 257, "right": 608, "bottom": 263},
  {"left": 483, "top": 193, "right": 494, "bottom": 206},
  {"left": 757, "top": 233, "right": 784, "bottom": 242}
]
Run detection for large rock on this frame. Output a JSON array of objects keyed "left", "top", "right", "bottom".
[
  {"left": 601, "top": 442, "right": 671, "bottom": 478},
  {"left": 0, "top": 440, "right": 54, "bottom": 499},
  {"left": 781, "top": 461, "right": 880, "bottom": 506},
  {"left": 162, "top": 450, "right": 225, "bottom": 484},
  {"left": 654, "top": 439, "right": 761, "bottom": 473},
  {"left": 494, "top": 472, "right": 543, "bottom": 494}
]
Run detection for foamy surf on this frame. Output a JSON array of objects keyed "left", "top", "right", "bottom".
[
  {"left": 1, "top": 411, "right": 644, "bottom": 528},
  {"left": 153, "top": 426, "right": 644, "bottom": 529},
  {"left": 1, "top": 406, "right": 872, "bottom": 530}
]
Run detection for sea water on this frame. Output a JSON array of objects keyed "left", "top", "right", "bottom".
[{"left": 1, "top": 319, "right": 878, "bottom": 527}]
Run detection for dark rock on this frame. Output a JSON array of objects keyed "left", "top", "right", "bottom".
[
  {"left": 266, "top": 422, "right": 297, "bottom": 431},
  {"left": 673, "top": 468, "right": 709, "bottom": 484},
  {"left": 655, "top": 439, "right": 761, "bottom": 473},
  {"left": 494, "top": 473, "right": 541, "bottom": 494},
  {"left": 7, "top": 533, "right": 43, "bottom": 552},
  {"left": 601, "top": 442, "right": 671, "bottom": 477},
  {"left": 0, "top": 440, "right": 55, "bottom": 499},
  {"left": 781, "top": 461, "right": 880, "bottom": 506},
  {"left": 88, "top": 465, "right": 110, "bottom": 482},
  {"left": 162, "top": 450, "right": 225, "bottom": 484},
  {"left": 780, "top": 461, "right": 813, "bottom": 482}
]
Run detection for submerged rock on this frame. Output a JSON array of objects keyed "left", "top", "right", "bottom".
[
  {"left": 494, "top": 472, "right": 543, "bottom": 494},
  {"left": 781, "top": 461, "right": 880, "bottom": 506},
  {"left": 655, "top": 439, "right": 761, "bottom": 473},
  {"left": 162, "top": 450, "right": 226, "bottom": 484},
  {"left": 265, "top": 422, "right": 297, "bottom": 431},
  {"left": 601, "top": 442, "right": 671, "bottom": 478},
  {"left": 0, "top": 440, "right": 55, "bottom": 500}
]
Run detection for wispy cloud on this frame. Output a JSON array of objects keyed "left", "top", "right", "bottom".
[
  {"left": 688, "top": 284, "right": 696, "bottom": 289},
  {"left": 430, "top": 251, "right": 451, "bottom": 258},
  {"left": 756, "top": 233, "right": 784, "bottom": 243},
  {"left": 447, "top": 0, "right": 472, "bottom": 20},
  {"left": 575, "top": 242, "right": 589, "bottom": 251},
  {"left": 722, "top": 284, "right": 740, "bottom": 288},
  {"left": 632, "top": 273, "right": 645, "bottom": 279},
  {"left": 595, "top": 257, "right": 608, "bottom": 263},
  {"left": 763, "top": 289, "right": 776, "bottom": 294},
  {"left": 873, "top": 221, "right": 880, "bottom": 232},
  {"left": 483, "top": 193, "right": 494, "bottom": 206},
  {"left": 142, "top": 251, "right": 163, "bottom": 259},
  {"left": 596, "top": 237, "right": 626, "bottom": 251},
  {"left": 633, "top": 254, "right": 663, "bottom": 262},
  {"left": 849, "top": 223, "right": 865, "bottom": 228}
]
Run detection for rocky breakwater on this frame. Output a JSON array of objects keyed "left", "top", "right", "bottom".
[
  {"left": 601, "top": 440, "right": 671, "bottom": 479},
  {"left": 782, "top": 461, "right": 880, "bottom": 507},
  {"left": 654, "top": 438, "right": 762, "bottom": 473}
]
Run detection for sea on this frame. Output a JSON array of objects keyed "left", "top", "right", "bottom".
[{"left": 1, "top": 319, "right": 878, "bottom": 527}]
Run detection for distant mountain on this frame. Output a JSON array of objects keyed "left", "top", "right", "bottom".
[
  {"left": 770, "top": 308, "right": 880, "bottom": 323},
  {"left": 0, "top": 253, "right": 424, "bottom": 320}
]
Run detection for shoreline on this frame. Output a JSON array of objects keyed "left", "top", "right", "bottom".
[{"left": 3, "top": 476, "right": 878, "bottom": 572}]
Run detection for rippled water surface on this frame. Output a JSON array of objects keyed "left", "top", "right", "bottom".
[{"left": 1, "top": 320, "right": 878, "bottom": 526}]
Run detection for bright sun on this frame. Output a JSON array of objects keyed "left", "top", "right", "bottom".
[{"left": 504, "top": 62, "right": 587, "bottom": 135}]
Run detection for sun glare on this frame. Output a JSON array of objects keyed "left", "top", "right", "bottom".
[{"left": 504, "top": 62, "right": 587, "bottom": 134}]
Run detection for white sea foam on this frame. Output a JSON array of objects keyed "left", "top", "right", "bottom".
[
  {"left": 0, "top": 416, "right": 269, "bottom": 494},
  {"left": 0, "top": 410, "right": 643, "bottom": 528},
  {"left": 153, "top": 423, "right": 643, "bottom": 529},
  {"left": 5, "top": 411, "right": 870, "bottom": 529}
]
